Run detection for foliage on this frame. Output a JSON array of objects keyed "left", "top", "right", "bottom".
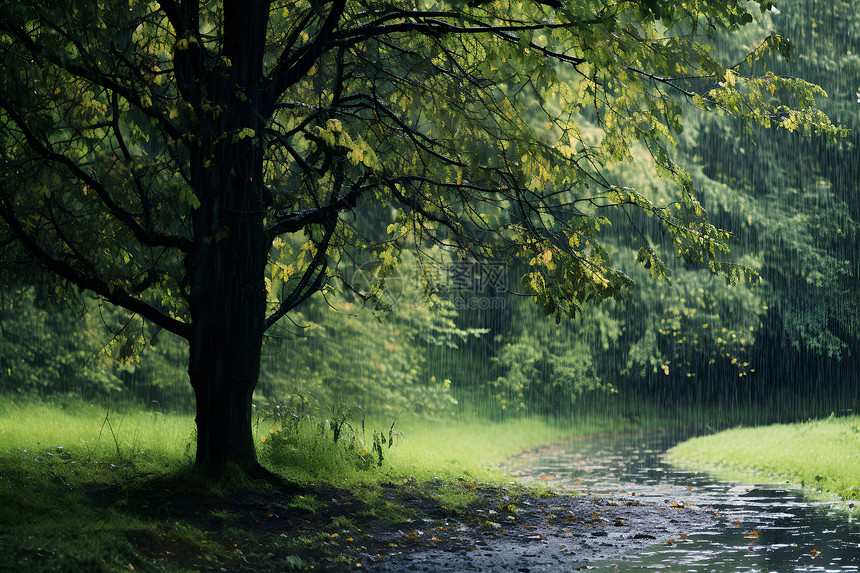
[
  {"left": 0, "top": 286, "right": 191, "bottom": 406},
  {"left": 689, "top": 0, "right": 860, "bottom": 360},
  {"left": 0, "top": 286, "right": 122, "bottom": 397},
  {"left": 481, "top": 128, "right": 769, "bottom": 412},
  {"left": 621, "top": 259, "right": 767, "bottom": 380},
  {"left": 483, "top": 0, "right": 860, "bottom": 406},
  {"left": 259, "top": 252, "right": 484, "bottom": 416},
  {"left": 487, "top": 290, "right": 620, "bottom": 415},
  {"left": 0, "top": 0, "right": 840, "bottom": 334}
]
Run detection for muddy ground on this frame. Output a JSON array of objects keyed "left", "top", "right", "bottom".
[
  {"left": 117, "top": 477, "right": 715, "bottom": 572},
  {"left": 365, "top": 487, "right": 712, "bottom": 572}
]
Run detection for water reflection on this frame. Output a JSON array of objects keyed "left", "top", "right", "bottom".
[{"left": 506, "top": 431, "right": 860, "bottom": 571}]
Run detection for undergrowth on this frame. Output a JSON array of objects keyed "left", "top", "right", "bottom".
[{"left": 254, "top": 397, "right": 575, "bottom": 490}]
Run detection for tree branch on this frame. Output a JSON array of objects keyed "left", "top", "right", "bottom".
[
  {"left": 266, "top": 0, "right": 348, "bottom": 103},
  {"left": 0, "top": 18, "right": 183, "bottom": 141},
  {"left": 266, "top": 182, "right": 366, "bottom": 240},
  {"left": 263, "top": 225, "right": 333, "bottom": 331},
  {"left": 0, "top": 97, "right": 192, "bottom": 252},
  {"left": 264, "top": 128, "right": 324, "bottom": 176},
  {"left": 0, "top": 193, "right": 191, "bottom": 339},
  {"left": 339, "top": 94, "right": 467, "bottom": 167},
  {"left": 157, "top": 0, "right": 181, "bottom": 30},
  {"left": 327, "top": 17, "right": 586, "bottom": 68}
]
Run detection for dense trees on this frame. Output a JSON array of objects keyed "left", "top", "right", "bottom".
[
  {"left": 0, "top": 0, "right": 839, "bottom": 473},
  {"left": 700, "top": 0, "right": 860, "bottom": 360},
  {"left": 508, "top": 0, "right": 860, "bottom": 415},
  {"left": 0, "top": 286, "right": 192, "bottom": 405}
]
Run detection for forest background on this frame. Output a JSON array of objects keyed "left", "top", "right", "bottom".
[{"left": 1, "top": 0, "right": 858, "bottom": 433}]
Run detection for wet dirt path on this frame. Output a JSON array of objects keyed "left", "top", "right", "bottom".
[
  {"left": 365, "top": 432, "right": 720, "bottom": 572},
  {"left": 504, "top": 431, "right": 860, "bottom": 572}
]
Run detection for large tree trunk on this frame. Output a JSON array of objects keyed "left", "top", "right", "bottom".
[
  {"left": 186, "top": 203, "right": 268, "bottom": 473},
  {"left": 183, "top": 0, "right": 272, "bottom": 476},
  {"left": 186, "top": 120, "right": 269, "bottom": 475},
  {"left": 187, "top": 296, "right": 264, "bottom": 472},
  {"left": 185, "top": 119, "right": 269, "bottom": 471}
]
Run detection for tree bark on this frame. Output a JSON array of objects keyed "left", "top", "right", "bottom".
[
  {"left": 182, "top": 0, "right": 273, "bottom": 476},
  {"left": 189, "top": 346, "right": 260, "bottom": 472},
  {"left": 186, "top": 194, "right": 268, "bottom": 473},
  {"left": 185, "top": 108, "right": 269, "bottom": 473}
]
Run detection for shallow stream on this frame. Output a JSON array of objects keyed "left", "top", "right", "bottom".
[{"left": 506, "top": 431, "right": 860, "bottom": 571}]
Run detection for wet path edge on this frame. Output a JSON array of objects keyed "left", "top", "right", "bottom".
[{"left": 363, "top": 431, "right": 720, "bottom": 572}]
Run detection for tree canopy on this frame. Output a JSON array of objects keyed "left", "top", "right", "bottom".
[{"left": 0, "top": 0, "right": 841, "bottom": 472}]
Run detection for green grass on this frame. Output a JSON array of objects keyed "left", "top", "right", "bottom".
[
  {"left": 259, "top": 415, "right": 571, "bottom": 484},
  {"left": 666, "top": 415, "right": 860, "bottom": 503},
  {"left": 8, "top": 393, "right": 815, "bottom": 572},
  {"left": 0, "top": 397, "right": 592, "bottom": 571},
  {"left": 0, "top": 397, "right": 195, "bottom": 462},
  {"left": 385, "top": 416, "right": 567, "bottom": 479},
  {"left": 0, "top": 398, "right": 203, "bottom": 572}
]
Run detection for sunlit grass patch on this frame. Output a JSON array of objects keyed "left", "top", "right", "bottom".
[
  {"left": 381, "top": 417, "right": 571, "bottom": 482},
  {"left": 257, "top": 409, "right": 575, "bottom": 488},
  {"left": 0, "top": 397, "right": 195, "bottom": 465},
  {"left": 0, "top": 398, "right": 209, "bottom": 572},
  {"left": 666, "top": 415, "right": 860, "bottom": 507}
]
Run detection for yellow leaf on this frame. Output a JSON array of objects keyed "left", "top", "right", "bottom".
[{"left": 725, "top": 69, "right": 736, "bottom": 87}]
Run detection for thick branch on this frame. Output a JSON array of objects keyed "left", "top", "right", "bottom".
[
  {"left": 266, "top": 0, "right": 348, "bottom": 103},
  {"left": 266, "top": 183, "right": 365, "bottom": 240},
  {"left": 157, "top": 0, "right": 181, "bottom": 30},
  {"left": 0, "top": 97, "right": 192, "bottom": 252},
  {"left": 0, "top": 194, "right": 191, "bottom": 339}
]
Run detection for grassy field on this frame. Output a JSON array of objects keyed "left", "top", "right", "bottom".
[
  {"left": 0, "top": 399, "right": 195, "bottom": 572},
  {"left": 7, "top": 394, "right": 845, "bottom": 571},
  {"left": 0, "top": 396, "right": 586, "bottom": 572},
  {"left": 666, "top": 415, "right": 860, "bottom": 503}
]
